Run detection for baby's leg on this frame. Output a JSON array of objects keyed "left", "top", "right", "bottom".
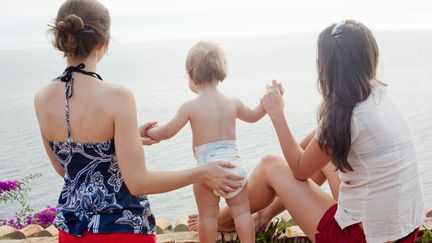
[
  {"left": 226, "top": 184, "right": 255, "bottom": 243},
  {"left": 193, "top": 182, "right": 220, "bottom": 243}
]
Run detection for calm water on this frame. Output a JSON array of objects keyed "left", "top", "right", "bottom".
[{"left": 0, "top": 31, "right": 431, "bottom": 222}]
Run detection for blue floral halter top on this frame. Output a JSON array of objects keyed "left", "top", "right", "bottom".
[{"left": 49, "top": 64, "right": 156, "bottom": 236}]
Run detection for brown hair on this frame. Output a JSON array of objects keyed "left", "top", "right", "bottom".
[
  {"left": 185, "top": 41, "right": 227, "bottom": 85},
  {"left": 49, "top": 0, "right": 110, "bottom": 58},
  {"left": 316, "top": 20, "right": 381, "bottom": 172}
]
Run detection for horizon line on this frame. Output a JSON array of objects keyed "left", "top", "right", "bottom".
[{"left": 1, "top": 28, "right": 432, "bottom": 52}]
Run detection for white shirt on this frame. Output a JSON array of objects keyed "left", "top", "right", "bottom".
[{"left": 317, "top": 85, "right": 425, "bottom": 243}]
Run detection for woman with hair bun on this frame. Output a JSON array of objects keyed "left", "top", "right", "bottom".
[{"left": 34, "top": 0, "right": 243, "bottom": 242}]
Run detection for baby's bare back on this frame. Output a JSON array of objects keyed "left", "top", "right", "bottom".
[{"left": 188, "top": 91, "right": 238, "bottom": 147}]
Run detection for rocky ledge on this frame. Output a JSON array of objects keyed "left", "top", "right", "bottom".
[{"left": 1, "top": 209, "right": 431, "bottom": 242}]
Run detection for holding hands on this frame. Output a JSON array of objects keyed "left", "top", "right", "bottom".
[
  {"left": 139, "top": 121, "right": 159, "bottom": 145},
  {"left": 261, "top": 80, "right": 285, "bottom": 120},
  {"left": 138, "top": 121, "right": 243, "bottom": 196}
]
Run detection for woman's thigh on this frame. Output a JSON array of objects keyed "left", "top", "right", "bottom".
[{"left": 250, "top": 155, "right": 336, "bottom": 242}]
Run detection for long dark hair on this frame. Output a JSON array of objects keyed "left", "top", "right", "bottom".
[{"left": 317, "top": 20, "right": 380, "bottom": 172}]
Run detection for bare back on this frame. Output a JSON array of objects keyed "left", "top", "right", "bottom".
[
  {"left": 188, "top": 90, "right": 238, "bottom": 148},
  {"left": 35, "top": 73, "right": 119, "bottom": 143}
]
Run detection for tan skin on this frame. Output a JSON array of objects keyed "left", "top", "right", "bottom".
[
  {"left": 142, "top": 79, "right": 265, "bottom": 147},
  {"left": 141, "top": 79, "right": 265, "bottom": 243},
  {"left": 257, "top": 81, "right": 400, "bottom": 243},
  {"left": 189, "top": 81, "right": 402, "bottom": 243},
  {"left": 34, "top": 44, "right": 244, "bottom": 199},
  {"left": 187, "top": 80, "right": 341, "bottom": 242},
  {"left": 188, "top": 129, "right": 341, "bottom": 232}
]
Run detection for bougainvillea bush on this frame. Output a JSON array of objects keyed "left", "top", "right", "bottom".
[{"left": 0, "top": 173, "right": 56, "bottom": 229}]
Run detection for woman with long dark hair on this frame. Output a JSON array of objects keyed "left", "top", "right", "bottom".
[{"left": 189, "top": 20, "right": 425, "bottom": 243}]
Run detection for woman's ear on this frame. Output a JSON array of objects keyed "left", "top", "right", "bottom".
[
  {"left": 96, "top": 43, "right": 107, "bottom": 53},
  {"left": 95, "top": 43, "right": 107, "bottom": 61}
]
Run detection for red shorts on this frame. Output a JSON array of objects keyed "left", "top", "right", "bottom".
[
  {"left": 315, "top": 204, "right": 419, "bottom": 243},
  {"left": 59, "top": 230, "right": 156, "bottom": 243}
]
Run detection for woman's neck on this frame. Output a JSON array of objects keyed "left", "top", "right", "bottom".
[{"left": 66, "top": 55, "right": 98, "bottom": 73}]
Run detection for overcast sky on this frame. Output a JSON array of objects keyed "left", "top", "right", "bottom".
[{"left": 1, "top": 0, "right": 431, "bottom": 50}]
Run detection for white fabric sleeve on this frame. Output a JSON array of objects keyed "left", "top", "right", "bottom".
[{"left": 350, "top": 113, "right": 360, "bottom": 144}]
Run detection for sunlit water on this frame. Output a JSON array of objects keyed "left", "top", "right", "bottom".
[{"left": 1, "top": 31, "right": 431, "bottom": 222}]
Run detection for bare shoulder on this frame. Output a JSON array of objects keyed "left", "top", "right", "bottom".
[
  {"left": 103, "top": 83, "right": 134, "bottom": 98},
  {"left": 181, "top": 98, "right": 196, "bottom": 110},
  {"left": 230, "top": 96, "right": 242, "bottom": 105},
  {"left": 101, "top": 83, "right": 136, "bottom": 112},
  {"left": 34, "top": 82, "right": 60, "bottom": 109},
  {"left": 227, "top": 95, "right": 243, "bottom": 110},
  {"left": 176, "top": 99, "right": 196, "bottom": 118}
]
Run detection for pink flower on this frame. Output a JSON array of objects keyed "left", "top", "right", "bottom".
[{"left": 0, "top": 180, "right": 21, "bottom": 195}]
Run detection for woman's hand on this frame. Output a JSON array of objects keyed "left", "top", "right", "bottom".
[
  {"left": 202, "top": 161, "right": 244, "bottom": 196},
  {"left": 139, "top": 121, "right": 159, "bottom": 145},
  {"left": 261, "top": 80, "right": 285, "bottom": 120}
]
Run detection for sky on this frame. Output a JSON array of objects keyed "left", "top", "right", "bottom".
[{"left": 1, "top": 0, "right": 432, "bottom": 50}]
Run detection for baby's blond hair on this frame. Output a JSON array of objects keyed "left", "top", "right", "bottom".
[{"left": 185, "top": 41, "right": 227, "bottom": 85}]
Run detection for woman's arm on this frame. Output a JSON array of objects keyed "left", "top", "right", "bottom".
[
  {"left": 41, "top": 132, "right": 65, "bottom": 177},
  {"left": 261, "top": 80, "right": 331, "bottom": 180},
  {"left": 113, "top": 87, "right": 243, "bottom": 196},
  {"left": 235, "top": 98, "right": 266, "bottom": 123},
  {"left": 143, "top": 103, "right": 190, "bottom": 141}
]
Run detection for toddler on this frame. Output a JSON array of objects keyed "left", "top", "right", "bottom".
[{"left": 142, "top": 42, "right": 265, "bottom": 243}]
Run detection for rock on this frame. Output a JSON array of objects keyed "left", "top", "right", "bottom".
[
  {"left": 157, "top": 232, "right": 198, "bottom": 242},
  {"left": 16, "top": 236, "right": 58, "bottom": 242},
  {"left": 278, "top": 226, "right": 310, "bottom": 242},
  {"left": 426, "top": 206, "right": 432, "bottom": 217},
  {"left": 31, "top": 225, "right": 59, "bottom": 237},
  {"left": 0, "top": 225, "right": 25, "bottom": 240},
  {"left": 423, "top": 217, "right": 432, "bottom": 230},
  {"left": 45, "top": 225, "right": 59, "bottom": 236},
  {"left": 174, "top": 218, "right": 190, "bottom": 232},
  {"left": 286, "top": 225, "right": 307, "bottom": 237},
  {"left": 281, "top": 211, "right": 297, "bottom": 226},
  {"left": 156, "top": 218, "right": 172, "bottom": 234},
  {"left": 19, "top": 224, "right": 44, "bottom": 237}
]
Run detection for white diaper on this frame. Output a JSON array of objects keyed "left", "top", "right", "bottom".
[{"left": 193, "top": 140, "right": 248, "bottom": 199}]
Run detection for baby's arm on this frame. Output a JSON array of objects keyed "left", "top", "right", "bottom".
[
  {"left": 235, "top": 98, "right": 266, "bottom": 123},
  {"left": 146, "top": 102, "right": 190, "bottom": 141}
]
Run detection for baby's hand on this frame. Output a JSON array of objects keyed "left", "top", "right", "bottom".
[
  {"left": 139, "top": 121, "right": 159, "bottom": 145},
  {"left": 139, "top": 121, "right": 157, "bottom": 136},
  {"left": 263, "top": 80, "right": 284, "bottom": 96}
]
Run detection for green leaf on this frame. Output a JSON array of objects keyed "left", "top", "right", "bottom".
[{"left": 422, "top": 224, "right": 432, "bottom": 243}]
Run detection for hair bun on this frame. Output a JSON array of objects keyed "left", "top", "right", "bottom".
[
  {"left": 50, "top": 0, "right": 110, "bottom": 58},
  {"left": 57, "top": 14, "right": 84, "bottom": 33}
]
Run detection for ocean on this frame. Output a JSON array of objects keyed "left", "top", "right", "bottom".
[{"left": 0, "top": 30, "right": 431, "bottom": 222}]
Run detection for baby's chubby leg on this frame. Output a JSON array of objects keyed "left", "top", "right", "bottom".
[
  {"left": 226, "top": 184, "right": 255, "bottom": 243},
  {"left": 193, "top": 182, "right": 220, "bottom": 243}
]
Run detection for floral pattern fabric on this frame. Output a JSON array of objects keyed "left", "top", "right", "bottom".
[{"left": 49, "top": 140, "right": 156, "bottom": 236}]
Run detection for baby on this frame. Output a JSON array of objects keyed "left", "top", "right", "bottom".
[{"left": 142, "top": 42, "right": 265, "bottom": 243}]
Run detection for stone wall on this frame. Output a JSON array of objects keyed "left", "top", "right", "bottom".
[{"left": 1, "top": 208, "right": 431, "bottom": 242}]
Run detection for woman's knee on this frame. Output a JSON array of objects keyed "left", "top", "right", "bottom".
[{"left": 259, "top": 155, "right": 292, "bottom": 176}]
